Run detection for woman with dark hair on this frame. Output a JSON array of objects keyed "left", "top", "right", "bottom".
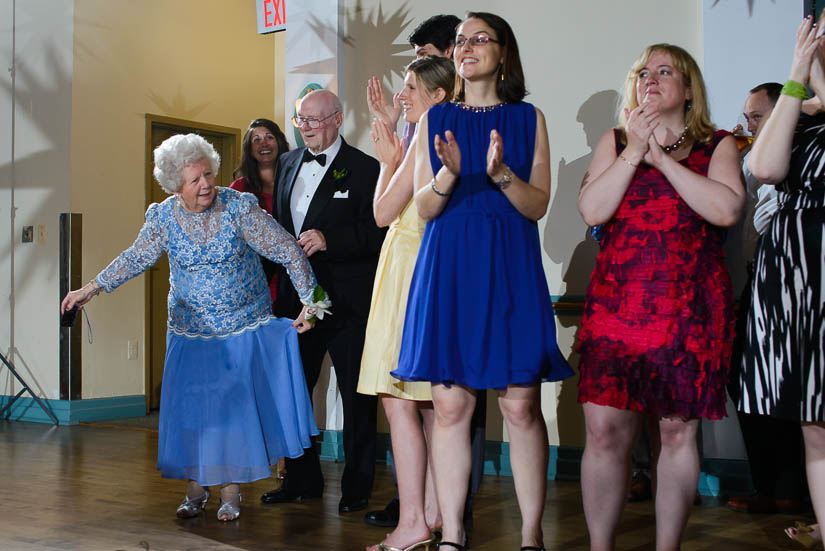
[
  {"left": 576, "top": 43, "right": 744, "bottom": 549},
  {"left": 392, "top": 12, "right": 573, "bottom": 551},
  {"left": 231, "top": 118, "right": 290, "bottom": 307}
]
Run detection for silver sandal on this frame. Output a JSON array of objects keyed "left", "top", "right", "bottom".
[
  {"left": 217, "top": 492, "right": 242, "bottom": 521},
  {"left": 176, "top": 488, "right": 210, "bottom": 518}
]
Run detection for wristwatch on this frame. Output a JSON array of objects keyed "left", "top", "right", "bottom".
[{"left": 494, "top": 165, "right": 513, "bottom": 191}]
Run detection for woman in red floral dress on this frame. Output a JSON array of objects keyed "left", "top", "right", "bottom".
[{"left": 576, "top": 44, "right": 745, "bottom": 550}]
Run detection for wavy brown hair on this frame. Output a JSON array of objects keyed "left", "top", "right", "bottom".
[{"left": 234, "top": 118, "right": 289, "bottom": 199}]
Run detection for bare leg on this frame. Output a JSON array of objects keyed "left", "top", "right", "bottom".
[
  {"left": 420, "top": 405, "right": 442, "bottom": 529},
  {"left": 581, "top": 403, "right": 642, "bottom": 550},
  {"left": 803, "top": 423, "right": 825, "bottom": 535},
  {"left": 366, "top": 396, "right": 433, "bottom": 550},
  {"left": 498, "top": 385, "right": 547, "bottom": 549},
  {"left": 430, "top": 384, "right": 476, "bottom": 547},
  {"left": 654, "top": 417, "right": 699, "bottom": 551}
]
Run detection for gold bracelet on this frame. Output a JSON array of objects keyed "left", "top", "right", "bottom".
[{"left": 618, "top": 153, "right": 639, "bottom": 168}]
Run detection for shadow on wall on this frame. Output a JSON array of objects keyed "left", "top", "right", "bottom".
[
  {"left": 545, "top": 89, "right": 620, "bottom": 305},
  {"left": 337, "top": 0, "right": 414, "bottom": 141},
  {"left": 0, "top": 41, "right": 71, "bottom": 403}
]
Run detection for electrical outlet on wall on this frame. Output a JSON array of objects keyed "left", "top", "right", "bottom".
[
  {"left": 127, "top": 339, "right": 138, "bottom": 360},
  {"left": 36, "top": 225, "right": 46, "bottom": 243}
]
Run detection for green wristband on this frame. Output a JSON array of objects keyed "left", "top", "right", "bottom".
[{"left": 781, "top": 79, "right": 809, "bottom": 100}]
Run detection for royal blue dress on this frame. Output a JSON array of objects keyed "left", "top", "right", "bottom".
[
  {"left": 96, "top": 187, "right": 319, "bottom": 486},
  {"left": 392, "top": 102, "right": 573, "bottom": 389}
]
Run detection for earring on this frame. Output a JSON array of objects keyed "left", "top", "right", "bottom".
[{"left": 500, "top": 65, "right": 505, "bottom": 81}]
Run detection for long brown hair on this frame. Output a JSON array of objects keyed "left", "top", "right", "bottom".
[
  {"left": 619, "top": 44, "right": 714, "bottom": 144},
  {"left": 453, "top": 12, "right": 527, "bottom": 104},
  {"left": 234, "top": 118, "right": 289, "bottom": 198}
]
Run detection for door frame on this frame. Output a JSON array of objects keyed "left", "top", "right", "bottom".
[{"left": 143, "top": 114, "right": 241, "bottom": 411}]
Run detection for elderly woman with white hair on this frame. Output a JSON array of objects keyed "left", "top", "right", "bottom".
[{"left": 61, "top": 133, "right": 328, "bottom": 521}]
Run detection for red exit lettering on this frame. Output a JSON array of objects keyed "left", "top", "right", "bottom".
[{"left": 264, "top": 0, "right": 285, "bottom": 27}]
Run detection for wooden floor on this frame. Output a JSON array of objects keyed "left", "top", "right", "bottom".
[{"left": 0, "top": 420, "right": 816, "bottom": 551}]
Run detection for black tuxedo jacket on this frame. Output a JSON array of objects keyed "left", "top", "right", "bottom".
[{"left": 271, "top": 138, "right": 385, "bottom": 328}]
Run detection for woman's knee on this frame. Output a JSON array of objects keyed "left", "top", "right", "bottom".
[
  {"left": 499, "top": 396, "right": 542, "bottom": 430},
  {"left": 658, "top": 418, "right": 698, "bottom": 450},
  {"left": 432, "top": 390, "right": 475, "bottom": 427},
  {"left": 584, "top": 407, "right": 637, "bottom": 452}
]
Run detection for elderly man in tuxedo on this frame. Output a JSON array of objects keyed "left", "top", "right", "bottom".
[{"left": 261, "top": 89, "right": 385, "bottom": 514}]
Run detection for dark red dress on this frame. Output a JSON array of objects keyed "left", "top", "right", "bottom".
[{"left": 576, "top": 129, "right": 734, "bottom": 420}]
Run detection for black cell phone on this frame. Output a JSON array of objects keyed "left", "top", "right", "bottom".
[{"left": 61, "top": 305, "right": 79, "bottom": 327}]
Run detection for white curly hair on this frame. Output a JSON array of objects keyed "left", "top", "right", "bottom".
[{"left": 153, "top": 133, "right": 221, "bottom": 193}]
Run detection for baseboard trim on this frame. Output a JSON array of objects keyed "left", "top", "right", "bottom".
[
  {"left": 0, "top": 395, "right": 146, "bottom": 425},
  {"left": 359, "top": 434, "right": 751, "bottom": 494}
]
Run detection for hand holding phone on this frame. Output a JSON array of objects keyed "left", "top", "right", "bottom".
[{"left": 61, "top": 305, "right": 79, "bottom": 327}]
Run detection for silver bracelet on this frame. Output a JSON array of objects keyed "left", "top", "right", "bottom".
[
  {"left": 492, "top": 165, "right": 513, "bottom": 190},
  {"left": 430, "top": 177, "right": 451, "bottom": 197}
]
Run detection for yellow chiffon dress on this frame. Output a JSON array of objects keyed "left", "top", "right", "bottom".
[{"left": 357, "top": 197, "right": 431, "bottom": 400}]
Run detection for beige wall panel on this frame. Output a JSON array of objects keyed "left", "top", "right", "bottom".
[{"left": 71, "top": 0, "right": 281, "bottom": 398}]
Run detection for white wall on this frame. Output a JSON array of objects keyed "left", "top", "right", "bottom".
[
  {"left": 701, "top": 0, "right": 804, "bottom": 460},
  {"left": 0, "top": 0, "right": 74, "bottom": 400}
]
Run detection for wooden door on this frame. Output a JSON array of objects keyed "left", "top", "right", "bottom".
[{"left": 144, "top": 115, "right": 240, "bottom": 410}]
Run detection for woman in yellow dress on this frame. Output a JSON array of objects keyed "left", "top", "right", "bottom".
[{"left": 358, "top": 56, "right": 455, "bottom": 551}]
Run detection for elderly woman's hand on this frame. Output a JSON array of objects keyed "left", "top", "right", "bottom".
[
  {"left": 292, "top": 304, "right": 316, "bottom": 333},
  {"left": 434, "top": 130, "right": 461, "bottom": 176},
  {"left": 370, "top": 119, "right": 404, "bottom": 169},
  {"left": 60, "top": 280, "right": 102, "bottom": 314},
  {"left": 624, "top": 100, "right": 658, "bottom": 163},
  {"left": 367, "top": 76, "right": 402, "bottom": 129}
]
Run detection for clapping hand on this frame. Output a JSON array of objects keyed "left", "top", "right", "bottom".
[
  {"left": 367, "top": 76, "right": 402, "bottom": 128},
  {"left": 486, "top": 129, "right": 506, "bottom": 180},
  {"left": 434, "top": 130, "right": 461, "bottom": 176},
  {"left": 789, "top": 16, "right": 822, "bottom": 85},
  {"left": 624, "top": 99, "right": 659, "bottom": 162},
  {"left": 369, "top": 118, "right": 404, "bottom": 169}
]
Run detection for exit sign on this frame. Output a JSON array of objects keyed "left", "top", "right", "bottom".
[{"left": 257, "top": 0, "right": 286, "bottom": 34}]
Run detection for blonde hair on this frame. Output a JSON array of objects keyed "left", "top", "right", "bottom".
[
  {"left": 405, "top": 56, "right": 456, "bottom": 99},
  {"left": 619, "top": 44, "right": 715, "bottom": 144}
]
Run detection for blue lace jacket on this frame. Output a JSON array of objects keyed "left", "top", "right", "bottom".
[{"left": 97, "top": 187, "right": 317, "bottom": 338}]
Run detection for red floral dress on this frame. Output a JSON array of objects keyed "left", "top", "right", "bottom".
[{"left": 576, "top": 129, "right": 734, "bottom": 420}]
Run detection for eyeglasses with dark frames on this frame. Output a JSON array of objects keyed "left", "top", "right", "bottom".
[
  {"left": 454, "top": 35, "right": 499, "bottom": 48},
  {"left": 291, "top": 111, "right": 340, "bottom": 129}
]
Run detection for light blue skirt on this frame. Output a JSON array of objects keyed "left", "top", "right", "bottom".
[{"left": 157, "top": 317, "right": 318, "bottom": 486}]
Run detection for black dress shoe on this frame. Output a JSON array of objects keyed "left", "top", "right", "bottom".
[
  {"left": 339, "top": 496, "right": 368, "bottom": 513},
  {"left": 261, "top": 486, "right": 321, "bottom": 504},
  {"left": 364, "top": 498, "right": 399, "bottom": 527}
]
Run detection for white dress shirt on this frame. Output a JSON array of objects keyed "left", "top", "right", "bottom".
[
  {"left": 290, "top": 135, "right": 342, "bottom": 237},
  {"left": 741, "top": 153, "right": 779, "bottom": 261}
]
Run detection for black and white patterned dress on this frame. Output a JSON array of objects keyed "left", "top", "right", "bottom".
[{"left": 740, "top": 112, "right": 825, "bottom": 422}]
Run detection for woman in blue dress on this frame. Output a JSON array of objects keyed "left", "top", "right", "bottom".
[
  {"left": 61, "top": 134, "right": 328, "bottom": 522},
  {"left": 392, "top": 12, "right": 573, "bottom": 551}
]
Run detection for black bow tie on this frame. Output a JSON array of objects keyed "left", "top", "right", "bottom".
[{"left": 302, "top": 150, "right": 327, "bottom": 167}]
